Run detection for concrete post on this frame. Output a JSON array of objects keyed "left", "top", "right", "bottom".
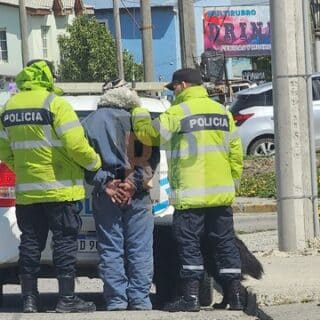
[
  {"left": 271, "top": 0, "right": 316, "bottom": 251},
  {"left": 19, "top": 0, "right": 29, "bottom": 66},
  {"left": 303, "top": 0, "right": 320, "bottom": 237},
  {"left": 113, "top": 0, "right": 124, "bottom": 79},
  {"left": 178, "top": 0, "right": 197, "bottom": 68},
  {"left": 140, "top": 0, "right": 154, "bottom": 82}
]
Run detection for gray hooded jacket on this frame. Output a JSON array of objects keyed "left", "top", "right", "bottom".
[{"left": 82, "top": 86, "right": 160, "bottom": 193}]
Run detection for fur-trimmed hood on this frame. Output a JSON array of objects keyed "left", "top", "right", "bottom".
[{"left": 98, "top": 86, "right": 141, "bottom": 110}]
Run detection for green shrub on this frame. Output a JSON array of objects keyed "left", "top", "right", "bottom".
[
  {"left": 237, "top": 157, "right": 320, "bottom": 198},
  {"left": 237, "top": 172, "right": 276, "bottom": 198},
  {"left": 236, "top": 157, "right": 276, "bottom": 198}
]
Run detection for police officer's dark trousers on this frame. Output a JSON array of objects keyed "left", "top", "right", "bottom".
[
  {"left": 172, "top": 206, "right": 241, "bottom": 309},
  {"left": 16, "top": 201, "right": 95, "bottom": 313}
]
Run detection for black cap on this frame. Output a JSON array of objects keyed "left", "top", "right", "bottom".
[{"left": 165, "top": 68, "right": 203, "bottom": 91}]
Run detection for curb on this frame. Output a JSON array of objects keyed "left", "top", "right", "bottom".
[{"left": 232, "top": 203, "right": 277, "bottom": 214}]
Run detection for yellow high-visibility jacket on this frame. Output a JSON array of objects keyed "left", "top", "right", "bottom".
[
  {"left": 132, "top": 85, "right": 243, "bottom": 210},
  {"left": 0, "top": 61, "right": 101, "bottom": 205}
]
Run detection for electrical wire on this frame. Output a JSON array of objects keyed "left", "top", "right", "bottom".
[{"left": 120, "top": 0, "right": 141, "bottom": 30}]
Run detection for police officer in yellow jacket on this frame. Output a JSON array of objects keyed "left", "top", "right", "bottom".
[
  {"left": 0, "top": 60, "right": 101, "bottom": 313},
  {"left": 131, "top": 68, "right": 244, "bottom": 312}
]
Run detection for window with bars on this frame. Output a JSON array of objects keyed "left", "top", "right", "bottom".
[
  {"left": 0, "top": 29, "right": 8, "bottom": 62},
  {"left": 41, "top": 26, "right": 50, "bottom": 59}
]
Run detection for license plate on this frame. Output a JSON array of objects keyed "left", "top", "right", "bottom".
[{"left": 78, "top": 237, "right": 98, "bottom": 252}]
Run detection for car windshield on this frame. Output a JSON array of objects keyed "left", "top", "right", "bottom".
[{"left": 230, "top": 90, "right": 273, "bottom": 114}]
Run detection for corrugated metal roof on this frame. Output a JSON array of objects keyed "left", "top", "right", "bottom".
[
  {"left": 0, "top": 0, "right": 53, "bottom": 8},
  {"left": 0, "top": 0, "right": 18, "bottom": 5},
  {"left": 62, "top": 0, "right": 75, "bottom": 8},
  {"left": 84, "top": 0, "right": 176, "bottom": 10}
]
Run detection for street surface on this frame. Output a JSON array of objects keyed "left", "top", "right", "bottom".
[
  {"left": 234, "top": 213, "right": 277, "bottom": 233},
  {"left": 2, "top": 214, "right": 316, "bottom": 320}
]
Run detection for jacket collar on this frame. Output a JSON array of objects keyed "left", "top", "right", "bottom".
[{"left": 172, "top": 85, "right": 208, "bottom": 105}]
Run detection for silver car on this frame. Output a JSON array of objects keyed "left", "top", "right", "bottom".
[{"left": 229, "top": 75, "right": 320, "bottom": 156}]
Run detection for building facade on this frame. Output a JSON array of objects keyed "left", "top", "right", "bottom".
[{"left": 0, "top": 0, "right": 92, "bottom": 80}]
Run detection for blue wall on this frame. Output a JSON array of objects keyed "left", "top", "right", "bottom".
[
  {"left": 86, "top": 2, "right": 179, "bottom": 81},
  {"left": 84, "top": 0, "right": 181, "bottom": 81},
  {"left": 95, "top": 7, "right": 178, "bottom": 82}
]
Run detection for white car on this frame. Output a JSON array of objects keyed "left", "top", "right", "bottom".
[
  {"left": 229, "top": 74, "right": 320, "bottom": 156},
  {"left": 0, "top": 94, "right": 212, "bottom": 308}
]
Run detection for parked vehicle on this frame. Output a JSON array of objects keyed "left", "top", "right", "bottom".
[
  {"left": 229, "top": 74, "right": 320, "bottom": 156},
  {"left": 0, "top": 94, "right": 213, "bottom": 308},
  {"left": 0, "top": 92, "right": 10, "bottom": 107}
]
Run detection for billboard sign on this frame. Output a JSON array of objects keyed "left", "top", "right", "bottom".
[{"left": 203, "top": 6, "right": 271, "bottom": 57}]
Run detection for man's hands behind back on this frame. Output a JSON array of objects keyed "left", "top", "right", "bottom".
[{"left": 105, "top": 179, "right": 136, "bottom": 205}]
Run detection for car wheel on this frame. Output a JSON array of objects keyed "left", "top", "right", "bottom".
[
  {"left": 199, "top": 271, "right": 213, "bottom": 306},
  {"left": 248, "top": 137, "right": 275, "bottom": 156}
]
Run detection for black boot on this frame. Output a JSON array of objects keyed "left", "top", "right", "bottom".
[
  {"left": 228, "top": 280, "right": 243, "bottom": 310},
  {"left": 163, "top": 279, "right": 200, "bottom": 312},
  {"left": 20, "top": 274, "right": 39, "bottom": 313},
  {"left": 55, "top": 275, "right": 96, "bottom": 313},
  {"left": 213, "top": 289, "right": 228, "bottom": 309}
]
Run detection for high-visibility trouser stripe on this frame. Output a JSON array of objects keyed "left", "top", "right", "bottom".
[
  {"left": 167, "top": 144, "right": 227, "bottom": 159},
  {"left": 182, "top": 265, "right": 204, "bottom": 270},
  {"left": 11, "top": 140, "right": 62, "bottom": 150},
  {"left": 85, "top": 155, "right": 100, "bottom": 171},
  {"left": 55, "top": 120, "right": 82, "bottom": 136},
  {"left": 152, "top": 118, "right": 172, "bottom": 141},
  {"left": 219, "top": 268, "right": 241, "bottom": 274},
  {"left": 170, "top": 185, "right": 235, "bottom": 199},
  {"left": 0, "top": 130, "right": 8, "bottom": 139},
  {"left": 16, "top": 180, "right": 83, "bottom": 192}
]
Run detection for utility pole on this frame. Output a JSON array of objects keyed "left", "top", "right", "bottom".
[
  {"left": 271, "top": 0, "right": 317, "bottom": 251},
  {"left": 113, "top": 0, "right": 124, "bottom": 79},
  {"left": 19, "top": 0, "right": 29, "bottom": 66},
  {"left": 303, "top": 0, "right": 320, "bottom": 238},
  {"left": 178, "top": 0, "right": 196, "bottom": 68},
  {"left": 140, "top": 0, "right": 154, "bottom": 82}
]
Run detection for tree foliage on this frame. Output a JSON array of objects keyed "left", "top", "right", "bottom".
[{"left": 57, "top": 15, "right": 143, "bottom": 82}]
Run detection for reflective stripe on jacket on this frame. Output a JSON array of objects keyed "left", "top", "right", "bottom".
[
  {"left": 132, "top": 85, "right": 243, "bottom": 210},
  {"left": 0, "top": 61, "right": 101, "bottom": 204}
]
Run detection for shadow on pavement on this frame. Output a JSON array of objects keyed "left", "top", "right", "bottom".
[{"left": 0, "top": 292, "right": 106, "bottom": 312}]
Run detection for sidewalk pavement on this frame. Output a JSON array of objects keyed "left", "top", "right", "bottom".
[{"left": 233, "top": 197, "right": 320, "bottom": 318}]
